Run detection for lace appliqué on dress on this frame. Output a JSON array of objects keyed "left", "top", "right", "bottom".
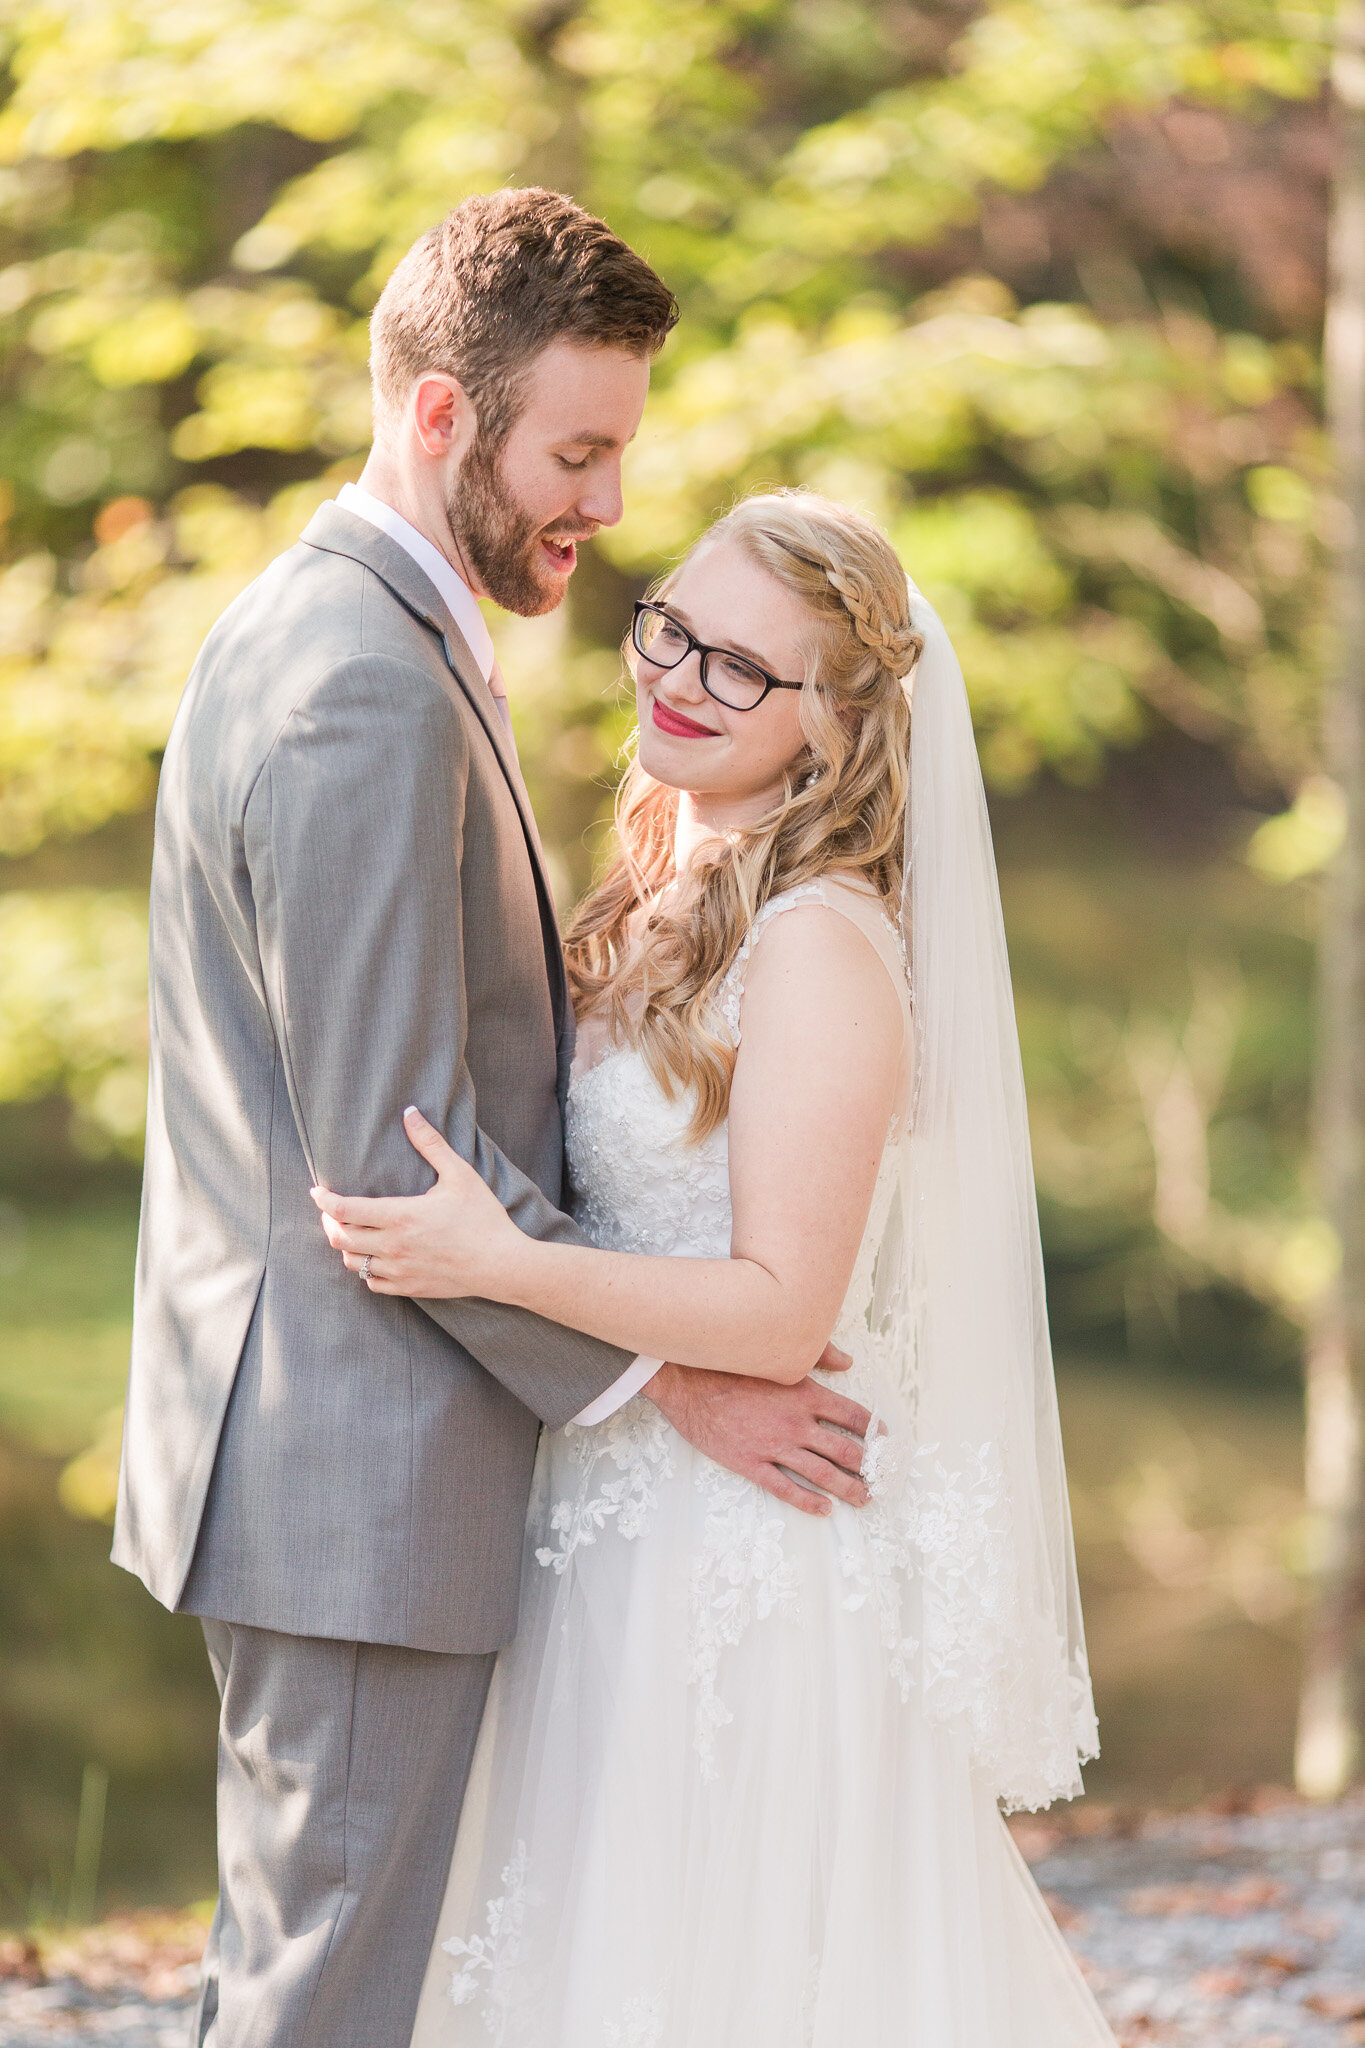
[
  {"left": 534, "top": 1398, "right": 675, "bottom": 1574},
  {"left": 686, "top": 1461, "right": 803, "bottom": 1778},
  {"left": 443, "top": 1842, "right": 532, "bottom": 2031},
  {"left": 603, "top": 1993, "right": 666, "bottom": 2046},
  {"left": 860, "top": 1421, "right": 1099, "bottom": 1813},
  {"left": 712, "top": 881, "right": 828, "bottom": 1045},
  {"left": 532, "top": 1411, "right": 805, "bottom": 1779}
]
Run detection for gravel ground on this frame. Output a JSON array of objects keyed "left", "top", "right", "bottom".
[
  {"left": 1023, "top": 1790, "right": 1365, "bottom": 2044},
  {"left": 2, "top": 1794, "right": 1364, "bottom": 2045},
  {"left": 0, "top": 1911, "right": 201, "bottom": 2047}
]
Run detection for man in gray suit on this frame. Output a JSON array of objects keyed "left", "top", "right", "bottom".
[{"left": 113, "top": 187, "right": 875, "bottom": 2048}]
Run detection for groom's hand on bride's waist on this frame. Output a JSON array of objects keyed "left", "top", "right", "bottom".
[{"left": 643, "top": 1350, "right": 871, "bottom": 1515}]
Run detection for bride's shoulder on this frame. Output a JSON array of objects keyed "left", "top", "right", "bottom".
[
  {"left": 747, "top": 875, "right": 904, "bottom": 980},
  {"left": 731, "top": 877, "right": 907, "bottom": 1039}
]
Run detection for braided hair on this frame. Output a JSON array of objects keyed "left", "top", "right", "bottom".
[
  {"left": 820, "top": 557, "right": 923, "bottom": 682},
  {"left": 565, "top": 489, "right": 922, "bottom": 1141}
]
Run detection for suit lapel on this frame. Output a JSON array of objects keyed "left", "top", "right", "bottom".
[
  {"left": 301, "top": 503, "right": 569, "bottom": 1032},
  {"left": 431, "top": 615, "right": 571, "bottom": 1040}
]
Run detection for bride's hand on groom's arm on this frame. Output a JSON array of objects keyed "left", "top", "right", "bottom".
[
  {"left": 311, "top": 1107, "right": 524, "bottom": 1298},
  {"left": 313, "top": 1106, "right": 875, "bottom": 1513}
]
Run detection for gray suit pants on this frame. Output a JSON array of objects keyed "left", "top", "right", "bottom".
[{"left": 194, "top": 1621, "right": 495, "bottom": 2048}]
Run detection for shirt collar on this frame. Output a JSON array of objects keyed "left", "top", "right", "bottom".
[{"left": 336, "top": 481, "right": 496, "bottom": 683}]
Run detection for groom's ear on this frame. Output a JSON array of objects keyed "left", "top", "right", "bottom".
[{"left": 411, "top": 373, "right": 478, "bottom": 465}]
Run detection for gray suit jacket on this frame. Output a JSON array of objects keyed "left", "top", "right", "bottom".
[{"left": 112, "top": 502, "right": 632, "bottom": 1653}]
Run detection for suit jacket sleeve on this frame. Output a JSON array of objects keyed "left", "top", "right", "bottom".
[{"left": 243, "top": 650, "right": 634, "bottom": 1428}]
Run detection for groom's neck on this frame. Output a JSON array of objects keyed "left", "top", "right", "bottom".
[{"left": 354, "top": 448, "right": 488, "bottom": 600}]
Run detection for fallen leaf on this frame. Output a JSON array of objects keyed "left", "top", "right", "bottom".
[
  {"left": 1240, "top": 1948, "right": 1308, "bottom": 1976},
  {"left": 1194, "top": 1965, "right": 1249, "bottom": 1997},
  {"left": 38, "top": 1911, "right": 207, "bottom": 1999},
  {"left": 1285, "top": 1910, "right": 1341, "bottom": 1942},
  {"left": 1305, "top": 1991, "right": 1365, "bottom": 2020},
  {"left": 0, "top": 1937, "right": 43, "bottom": 1984},
  {"left": 1126, "top": 1875, "right": 1286, "bottom": 1917}
]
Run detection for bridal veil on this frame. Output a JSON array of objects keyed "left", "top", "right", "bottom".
[{"left": 869, "top": 580, "right": 1098, "bottom": 1811}]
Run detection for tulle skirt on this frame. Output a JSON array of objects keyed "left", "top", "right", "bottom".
[{"left": 411, "top": 1403, "right": 1116, "bottom": 2048}]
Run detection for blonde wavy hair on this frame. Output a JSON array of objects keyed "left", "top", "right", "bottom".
[{"left": 564, "top": 489, "right": 923, "bottom": 1141}]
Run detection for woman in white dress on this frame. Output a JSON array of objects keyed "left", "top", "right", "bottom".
[{"left": 314, "top": 490, "right": 1117, "bottom": 2047}]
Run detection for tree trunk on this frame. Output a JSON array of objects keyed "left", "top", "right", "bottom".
[{"left": 1296, "top": 0, "right": 1365, "bottom": 1800}]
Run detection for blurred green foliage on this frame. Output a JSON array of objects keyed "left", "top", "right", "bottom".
[{"left": 0, "top": 0, "right": 1335, "bottom": 1384}]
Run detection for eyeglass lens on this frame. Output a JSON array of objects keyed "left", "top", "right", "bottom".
[{"left": 634, "top": 606, "right": 770, "bottom": 711}]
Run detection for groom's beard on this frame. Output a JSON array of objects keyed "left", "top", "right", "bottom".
[{"left": 446, "top": 434, "right": 585, "bottom": 618}]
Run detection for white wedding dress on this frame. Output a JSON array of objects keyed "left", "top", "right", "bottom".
[{"left": 411, "top": 877, "right": 1116, "bottom": 2048}]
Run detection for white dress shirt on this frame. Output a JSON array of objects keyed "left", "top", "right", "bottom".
[{"left": 334, "top": 483, "right": 661, "bottom": 1425}]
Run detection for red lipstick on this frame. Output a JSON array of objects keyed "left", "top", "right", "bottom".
[{"left": 652, "top": 697, "right": 719, "bottom": 739}]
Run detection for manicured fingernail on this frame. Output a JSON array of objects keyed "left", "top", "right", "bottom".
[{"left": 404, "top": 1104, "right": 422, "bottom": 1121}]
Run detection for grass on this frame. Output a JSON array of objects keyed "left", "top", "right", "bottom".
[
  {"left": 0, "top": 1193, "right": 218, "bottom": 1927},
  {"left": 0, "top": 1198, "right": 138, "bottom": 1458}
]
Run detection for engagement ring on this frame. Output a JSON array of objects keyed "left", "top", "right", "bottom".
[{"left": 360, "top": 1254, "right": 372, "bottom": 1284}]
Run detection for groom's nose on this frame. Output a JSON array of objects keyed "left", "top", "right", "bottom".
[{"left": 575, "top": 455, "right": 626, "bottom": 530}]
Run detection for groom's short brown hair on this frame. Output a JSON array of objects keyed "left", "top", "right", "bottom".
[{"left": 369, "top": 187, "right": 678, "bottom": 444}]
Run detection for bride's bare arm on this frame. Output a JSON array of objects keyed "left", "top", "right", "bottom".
[{"left": 313, "top": 906, "right": 903, "bottom": 1383}]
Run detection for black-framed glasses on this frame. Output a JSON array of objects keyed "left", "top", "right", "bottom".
[{"left": 630, "top": 600, "right": 804, "bottom": 713}]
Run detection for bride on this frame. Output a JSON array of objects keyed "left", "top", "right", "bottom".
[{"left": 313, "top": 489, "right": 1116, "bottom": 2046}]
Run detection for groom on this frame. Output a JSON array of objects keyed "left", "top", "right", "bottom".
[{"left": 112, "top": 188, "right": 874, "bottom": 2048}]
